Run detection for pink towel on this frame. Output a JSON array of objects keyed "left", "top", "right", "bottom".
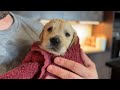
[{"left": 0, "top": 37, "right": 84, "bottom": 79}]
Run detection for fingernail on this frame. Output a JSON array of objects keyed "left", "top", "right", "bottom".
[
  {"left": 54, "top": 57, "right": 61, "bottom": 64},
  {"left": 45, "top": 75, "right": 56, "bottom": 79},
  {"left": 45, "top": 75, "right": 52, "bottom": 79},
  {"left": 47, "top": 65, "right": 53, "bottom": 71}
]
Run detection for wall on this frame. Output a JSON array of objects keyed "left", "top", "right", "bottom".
[{"left": 12, "top": 11, "right": 103, "bottom": 21}]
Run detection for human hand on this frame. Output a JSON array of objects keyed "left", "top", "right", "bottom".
[{"left": 45, "top": 50, "right": 98, "bottom": 79}]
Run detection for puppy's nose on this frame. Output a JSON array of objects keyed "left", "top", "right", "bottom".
[{"left": 50, "top": 37, "right": 60, "bottom": 46}]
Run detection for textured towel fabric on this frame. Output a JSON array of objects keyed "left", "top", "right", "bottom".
[
  {"left": 0, "top": 62, "right": 40, "bottom": 79},
  {"left": 0, "top": 37, "right": 84, "bottom": 79}
]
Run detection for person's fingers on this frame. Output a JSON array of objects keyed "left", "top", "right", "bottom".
[
  {"left": 45, "top": 75, "right": 57, "bottom": 79},
  {"left": 54, "top": 57, "right": 90, "bottom": 78},
  {"left": 81, "top": 50, "right": 98, "bottom": 79},
  {"left": 81, "top": 50, "right": 96, "bottom": 69},
  {"left": 47, "top": 65, "right": 83, "bottom": 79}
]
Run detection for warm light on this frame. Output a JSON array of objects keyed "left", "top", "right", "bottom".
[
  {"left": 79, "top": 21, "right": 100, "bottom": 25},
  {"left": 71, "top": 24, "right": 92, "bottom": 45}
]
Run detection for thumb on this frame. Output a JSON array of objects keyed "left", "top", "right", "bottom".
[{"left": 81, "top": 49, "right": 95, "bottom": 69}]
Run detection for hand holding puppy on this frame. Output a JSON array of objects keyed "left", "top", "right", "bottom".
[{"left": 46, "top": 50, "right": 98, "bottom": 79}]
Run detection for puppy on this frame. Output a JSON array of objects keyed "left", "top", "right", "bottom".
[{"left": 39, "top": 19, "right": 77, "bottom": 56}]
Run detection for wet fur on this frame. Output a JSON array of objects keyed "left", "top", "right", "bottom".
[{"left": 39, "top": 19, "right": 77, "bottom": 56}]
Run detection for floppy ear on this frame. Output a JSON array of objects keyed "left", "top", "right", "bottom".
[
  {"left": 69, "top": 32, "right": 78, "bottom": 48},
  {"left": 39, "top": 29, "right": 44, "bottom": 44}
]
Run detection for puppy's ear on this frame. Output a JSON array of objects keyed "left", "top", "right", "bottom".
[
  {"left": 69, "top": 32, "right": 78, "bottom": 47},
  {"left": 39, "top": 30, "right": 44, "bottom": 44}
]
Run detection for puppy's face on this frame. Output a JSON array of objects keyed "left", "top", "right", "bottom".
[{"left": 39, "top": 19, "right": 77, "bottom": 56}]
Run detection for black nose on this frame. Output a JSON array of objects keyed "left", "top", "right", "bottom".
[{"left": 50, "top": 37, "right": 60, "bottom": 46}]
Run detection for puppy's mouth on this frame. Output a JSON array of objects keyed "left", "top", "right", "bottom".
[
  {"left": 45, "top": 44, "right": 65, "bottom": 56},
  {"left": 48, "top": 46, "right": 60, "bottom": 53}
]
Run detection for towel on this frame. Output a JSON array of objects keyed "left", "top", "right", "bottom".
[{"left": 0, "top": 37, "right": 84, "bottom": 79}]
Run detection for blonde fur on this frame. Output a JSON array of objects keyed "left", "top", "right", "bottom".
[{"left": 39, "top": 19, "right": 77, "bottom": 56}]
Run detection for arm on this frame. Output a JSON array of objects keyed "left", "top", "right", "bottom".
[{"left": 0, "top": 11, "right": 13, "bottom": 30}]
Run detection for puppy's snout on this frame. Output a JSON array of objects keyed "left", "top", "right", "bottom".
[{"left": 50, "top": 37, "right": 60, "bottom": 46}]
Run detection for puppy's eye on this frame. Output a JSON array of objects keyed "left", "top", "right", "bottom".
[
  {"left": 48, "top": 27, "right": 52, "bottom": 32},
  {"left": 65, "top": 32, "right": 70, "bottom": 37}
]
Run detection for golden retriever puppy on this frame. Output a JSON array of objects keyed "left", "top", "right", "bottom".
[{"left": 39, "top": 19, "right": 77, "bottom": 56}]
